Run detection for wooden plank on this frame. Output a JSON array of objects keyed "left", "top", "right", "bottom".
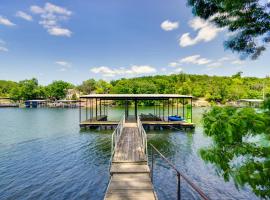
[
  {"left": 105, "top": 122, "right": 157, "bottom": 200},
  {"left": 105, "top": 190, "right": 156, "bottom": 200},
  {"left": 110, "top": 163, "right": 150, "bottom": 173}
]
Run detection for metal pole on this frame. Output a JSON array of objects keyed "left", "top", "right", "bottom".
[
  {"left": 163, "top": 100, "right": 165, "bottom": 121},
  {"left": 135, "top": 99, "right": 138, "bottom": 121},
  {"left": 172, "top": 99, "right": 174, "bottom": 116},
  {"left": 159, "top": 101, "right": 161, "bottom": 118},
  {"left": 177, "top": 172, "right": 181, "bottom": 200},
  {"left": 167, "top": 99, "right": 169, "bottom": 121},
  {"left": 151, "top": 146, "right": 154, "bottom": 183},
  {"left": 182, "top": 99, "right": 185, "bottom": 120},
  {"left": 177, "top": 99, "right": 179, "bottom": 116},
  {"left": 79, "top": 99, "right": 81, "bottom": 122},
  {"left": 191, "top": 98, "right": 193, "bottom": 123},
  {"left": 99, "top": 99, "right": 102, "bottom": 117},
  {"left": 86, "top": 99, "right": 88, "bottom": 120},
  {"left": 95, "top": 98, "right": 98, "bottom": 119}
]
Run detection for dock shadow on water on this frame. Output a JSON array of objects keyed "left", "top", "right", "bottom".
[{"left": 0, "top": 107, "right": 260, "bottom": 200}]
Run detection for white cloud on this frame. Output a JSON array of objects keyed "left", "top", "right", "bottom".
[
  {"left": 55, "top": 61, "right": 71, "bottom": 67},
  {"left": 56, "top": 60, "right": 71, "bottom": 72},
  {"left": 179, "top": 17, "right": 223, "bottom": 47},
  {"left": 0, "top": 46, "right": 8, "bottom": 52},
  {"left": 45, "top": 3, "right": 72, "bottom": 16},
  {"left": 30, "top": 5, "right": 45, "bottom": 14},
  {"left": 30, "top": 3, "right": 72, "bottom": 37},
  {"left": 90, "top": 65, "right": 157, "bottom": 77},
  {"left": 180, "top": 55, "right": 211, "bottom": 65},
  {"left": 130, "top": 65, "right": 157, "bottom": 74},
  {"left": 168, "top": 62, "right": 180, "bottom": 67},
  {"left": 231, "top": 59, "right": 245, "bottom": 65},
  {"left": 218, "top": 56, "right": 231, "bottom": 62},
  {"left": 207, "top": 62, "right": 222, "bottom": 67},
  {"left": 16, "top": 11, "right": 33, "bottom": 21},
  {"left": 161, "top": 68, "right": 167, "bottom": 72},
  {"left": 161, "top": 20, "right": 179, "bottom": 31},
  {"left": 48, "top": 27, "right": 72, "bottom": 37},
  {"left": 0, "top": 16, "right": 15, "bottom": 26},
  {"left": 0, "top": 39, "right": 5, "bottom": 45},
  {"left": 174, "top": 68, "right": 183, "bottom": 73}
]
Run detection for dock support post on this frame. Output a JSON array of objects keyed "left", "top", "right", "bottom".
[
  {"left": 163, "top": 100, "right": 165, "bottom": 121},
  {"left": 100, "top": 99, "right": 102, "bottom": 117},
  {"left": 86, "top": 99, "right": 88, "bottom": 121},
  {"left": 182, "top": 99, "right": 185, "bottom": 120},
  {"left": 167, "top": 99, "right": 169, "bottom": 122},
  {"left": 79, "top": 99, "right": 81, "bottom": 122},
  {"left": 177, "top": 98, "right": 179, "bottom": 116},
  {"left": 191, "top": 98, "right": 193, "bottom": 123},
  {"left": 135, "top": 99, "right": 138, "bottom": 121},
  {"left": 96, "top": 98, "right": 98, "bottom": 119}
]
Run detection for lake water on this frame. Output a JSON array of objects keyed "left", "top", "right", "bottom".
[{"left": 0, "top": 107, "right": 259, "bottom": 200}]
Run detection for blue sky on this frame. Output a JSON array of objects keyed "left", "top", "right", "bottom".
[{"left": 0, "top": 0, "right": 270, "bottom": 85}]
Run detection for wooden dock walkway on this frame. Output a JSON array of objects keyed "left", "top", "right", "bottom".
[{"left": 104, "top": 118, "right": 157, "bottom": 200}]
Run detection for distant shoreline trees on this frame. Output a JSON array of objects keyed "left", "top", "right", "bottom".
[{"left": 0, "top": 72, "right": 268, "bottom": 103}]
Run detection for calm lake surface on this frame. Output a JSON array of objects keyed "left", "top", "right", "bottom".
[{"left": 0, "top": 107, "right": 259, "bottom": 200}]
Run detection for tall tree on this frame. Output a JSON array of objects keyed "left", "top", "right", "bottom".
[
  {"left": 78, "top": 79, "right": 97, "bottom": 94},
  {"left": 46, "top": 81, "right": 73, "bottom": 100},
  {"left": 187, "top": 0, "right": 270, "bottom": 59}
]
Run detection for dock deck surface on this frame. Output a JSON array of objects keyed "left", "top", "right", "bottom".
[{"left": 104, "top": 122, "right": 156, "bottom": 200}]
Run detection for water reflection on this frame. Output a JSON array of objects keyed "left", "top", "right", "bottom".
[{"left": 0, "top": 107, "right": 259, "bottom": 200}]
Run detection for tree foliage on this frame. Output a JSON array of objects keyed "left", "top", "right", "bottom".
[
  {"left": 202, "top": 105, "right": 270, "bottom": 198},
  {"left": 46, "top": 80, "right": 73, "bottom": 100},
  {"left": 0, "top": 73, "right": 269, "bottom": 103},
  {"left": 187, "top": 0, "right": 270, "bottom": 59}
]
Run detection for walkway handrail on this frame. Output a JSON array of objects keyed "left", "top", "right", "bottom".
[
  {"left": 111, "top": 115, "right": 125, "bottom": 157},
  {"left": 137, "top": 116, "right": 148, "bottom": 158},
  {"left": 150, "top": 144, "right": 209, "bottom": 200}
]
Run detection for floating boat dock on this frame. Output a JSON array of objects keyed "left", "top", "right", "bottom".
[
  {"left": 104, "top": 116, "right": 156, "bottom": 200},
  {"left": 79, "top": 94, "right": 195, "bottom": 130},
  {"left": 79, "top": 94, "right": 209, "bottom": 200},
  {"left": 103, "top": 115, "right": 208, "bottom": 200}
]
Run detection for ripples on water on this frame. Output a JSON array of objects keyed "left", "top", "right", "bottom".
[{"left": 0, "top": 108, "right": 258, "bottom": 200}]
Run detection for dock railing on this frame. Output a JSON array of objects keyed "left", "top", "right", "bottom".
[
  {"left": 150, "top": 144, "right": 209, "bottom": 200},
  {"left": 111, "top": 115, "right": 125, "bottom": 156},
  {"left": 137, "top": 116, "right": 148, "bottom": 159}
]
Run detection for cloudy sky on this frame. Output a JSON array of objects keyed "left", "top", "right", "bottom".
[{"left": 0, "top": 0, "right": 270, "bottom": 85}]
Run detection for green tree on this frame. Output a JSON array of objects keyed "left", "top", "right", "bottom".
[
  {"left": 201, "top": 106, "right": 270, "bottom": 198},
  {"left": 18, "top": 78, "right": 39, "bottom": 100},
  {"left": 46, "top": 80, "right": 73, "bottom": 100},
  {"left": 95, "top": 80, "right": 112, "bottom": 94},
  {"left": 78, "top": 79, "right": 96, "bottom": 94},
  {"left": 188, "top": 0, "right": 270, "bottom": 59}
]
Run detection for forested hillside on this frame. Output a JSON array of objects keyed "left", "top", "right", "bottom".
[{"left": 0, "top": 72, "right": 268, "bottom": 103}]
